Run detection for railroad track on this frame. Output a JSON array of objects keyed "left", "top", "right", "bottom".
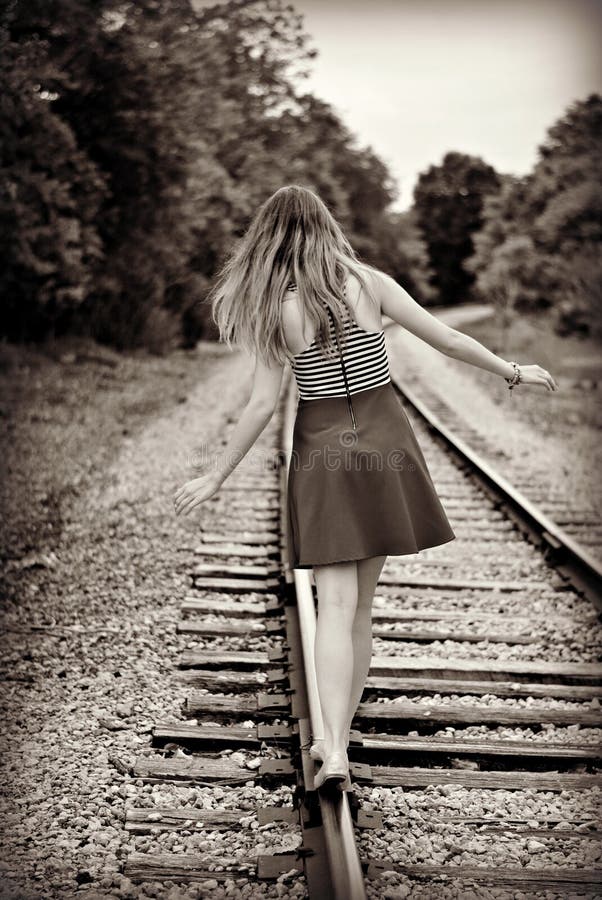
[
  {"left": 389, "top": 372, "right": 602, "bottom": 614},
  {"left": 384, "top": 319, "right": 602, "bottom": 571},
  {"left": 122, "top": 361, "right": 602, "bottom": 899}
]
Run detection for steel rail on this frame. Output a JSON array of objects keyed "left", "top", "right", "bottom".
[
  {"left": 277, "top": 320, "right": 601, "bottom": 895},
  {"left": 386, "top": 359, "right": 602, "bottom": 610},
  {"left": 281, "top": 372, "right": 368, "bottom": 900}
]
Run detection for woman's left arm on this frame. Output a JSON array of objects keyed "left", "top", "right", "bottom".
[
  {"left": 174, "top": 353, "right": 285, "bottom": 517},
  {"left": 376, "top": 271, "right": 559, "bottom": 392}
]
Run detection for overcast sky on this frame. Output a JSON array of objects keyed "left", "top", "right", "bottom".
[
  {"left": 291, "top": 0, "right": 602, "bottom": 210},
  {"left": 192, "top": 0, "right": 602, "bottom": 210}
]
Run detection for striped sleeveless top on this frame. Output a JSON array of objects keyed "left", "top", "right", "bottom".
[{"left": 285, "top": 283, "right": 391, "bottom": 400}]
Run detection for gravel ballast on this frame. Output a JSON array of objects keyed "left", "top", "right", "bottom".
[
  {"left": 2, "top": 332, "right": 600, "bottom": 900},
  {"left": 0, "top": 340, "right": 306, "bottom": 899}
]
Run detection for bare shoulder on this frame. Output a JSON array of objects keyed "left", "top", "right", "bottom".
[
  {"left": 364, "top": 267, "right": 392, "bottom": 293},
  {"left": 345, "top": 265, "right": 385, "bottom": 311},
  {"left": 281, "top": 282, "right": 299, "bottom": 303},
  {"left": 368, "top": 269, "right": 414, "bottom": 307},
  {"left": 373, "top": 271, "right": 457, "bottom": 352}
]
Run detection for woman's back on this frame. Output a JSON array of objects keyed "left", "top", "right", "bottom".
[{"left": 282, "top": 279, "right": 391, "bottom": 400}]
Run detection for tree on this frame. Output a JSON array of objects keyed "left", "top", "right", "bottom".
[
  {"left": 466, "top": 94, "right": 602, "bottom": 337},
  {"left": 0, "top": 24, "right": 106, "bottom": 341},
  {"left": 371, "top": 209, "right": 436, "bottom": 305},
  {"left": 412, "top": 151, "right": 502, "bottom": 306},
  {"left": 2, "top": 0, "right": 416, "bottom": 348}
]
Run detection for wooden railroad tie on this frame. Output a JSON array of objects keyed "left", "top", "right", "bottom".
[
  {"left": 149, "top": 721, "right": 600, "bottom": 764},
  {"left": 129, "top": 753, "right": 602, "bottom": 793}
]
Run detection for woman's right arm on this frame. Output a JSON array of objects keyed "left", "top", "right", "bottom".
[
  {"left": 174, "top": 353, "right": 285, "bottom": 517},
  {"left": 375, "top": 270, "right": 558, "bottom": 392},
  {"left": 213, "top": 353, "right": 285, "bottom": 482}
]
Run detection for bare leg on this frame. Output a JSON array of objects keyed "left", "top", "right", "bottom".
[
  {"left": 313, "top": 561, "right": 358, "bottom": 756},
  {"left": 345, "top": 555, "right": 387, "bottom": 741}
]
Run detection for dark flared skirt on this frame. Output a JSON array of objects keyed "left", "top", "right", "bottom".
[{"left": 286, "top": 381, "right": 456, "bottom": 569}]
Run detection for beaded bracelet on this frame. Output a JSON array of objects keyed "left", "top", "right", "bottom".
[{"left": 504, "top": 361, "right": 522, "bottom": 390}]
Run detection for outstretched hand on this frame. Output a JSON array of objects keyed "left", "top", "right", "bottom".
[
  {"left": 517, "top": 364, "right": 559, "bottom": 392},
  {"left": 173, "top": 471, "right": 223, "bottom": 517}
]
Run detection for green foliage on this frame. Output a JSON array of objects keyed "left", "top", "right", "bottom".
[
  {"left": 4, "top": 2, "right": 598, "bottom": 348},
  {"left": 372, "top": 209, "right": 437, "bottom": 305},
  {"left": 2, "top": 0, "right": 429, "bottom": 349},
  {"left": 466, "top": 94, "right": 602, "bottom": 338},
  {"left": 412, "top": 151, "right": 501, "bottom": 306},
  {"left": 0, "top": 24, "right": 107, "bottom": 341},
  {"left": 554, "top": 242, "right": 602, "bottom": 338}
]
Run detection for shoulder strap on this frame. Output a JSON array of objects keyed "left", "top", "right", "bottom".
[
  {"left": 283, "top": 282, "right": 298, "bottom": 303},
  {"left": 326, "top": 307, "right": 357, "bottom": 429}
]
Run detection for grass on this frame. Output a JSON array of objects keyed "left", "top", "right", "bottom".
[
  {"left": 0, "top": 335, "right": 221, "bottom": 563},
  {"left": 457, "top": 309, "right": 602, "bottom": 434}
]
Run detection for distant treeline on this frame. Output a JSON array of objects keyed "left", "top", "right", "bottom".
[
  {"left": 1, "top": 0, "right": 600, "bottom": 350},
  {"left": 434, "top": 95, "right": 601, "bottom": 340}
]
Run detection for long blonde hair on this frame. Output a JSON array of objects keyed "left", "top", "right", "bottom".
[{"left": 208, "top": 184, "right": 379, "bottom": 365}]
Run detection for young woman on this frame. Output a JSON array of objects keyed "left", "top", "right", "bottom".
[{"left": 174, "top": 185, "right": 558, "bottom": 791}]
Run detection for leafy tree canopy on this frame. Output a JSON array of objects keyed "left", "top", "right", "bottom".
[{"left": 1, "top": 0, "right": 433, "bottom": 348}]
